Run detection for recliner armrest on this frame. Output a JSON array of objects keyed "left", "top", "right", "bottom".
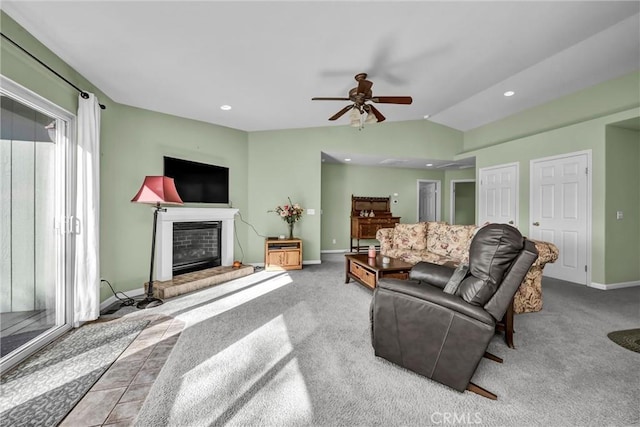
[
  {"left": 409, "top": 262, "right": 454, "bottom": 289},
  {"left": 377, "top": 278, "right": 495, "bottom": 325}
]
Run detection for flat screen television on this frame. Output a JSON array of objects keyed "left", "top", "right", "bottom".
[{"left": 164, "top": 156, "right": 229, "bottom": 203}]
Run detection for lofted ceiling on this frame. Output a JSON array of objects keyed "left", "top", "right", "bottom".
[{"left": 1, "top": 1, "right": 639, "bottom": 138}]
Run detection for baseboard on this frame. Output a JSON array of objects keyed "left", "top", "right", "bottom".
[
  {"left": 99, "top": 287, "right": 145, "bottom": 311},
  {"left": 247, "top": 260, "right": 321, "bottom": 267},
  {"left": 589, "top": 280, "right": 640, "bottom": 290},
  {"left": 321, "top": 249, "right": 349, "bottom": 254}
]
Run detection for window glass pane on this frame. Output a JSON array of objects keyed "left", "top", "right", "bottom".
[{"left": 0, "top": 94, "right": 61, "bottom": 357}]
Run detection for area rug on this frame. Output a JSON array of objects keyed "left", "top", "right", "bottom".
[
  {"left": 607, "top": 328, "right": 640, "bottom": 353},
  {"left": 0, "top": 318, "right": 149, "bottom": 427}
]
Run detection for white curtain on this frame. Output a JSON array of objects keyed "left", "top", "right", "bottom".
[{"left": 74, "top": 92, "right": 101, "bottom": 325}]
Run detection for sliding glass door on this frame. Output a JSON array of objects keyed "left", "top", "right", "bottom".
[{"left": 0, "top": 76, "right": 74, "bottom": 372}]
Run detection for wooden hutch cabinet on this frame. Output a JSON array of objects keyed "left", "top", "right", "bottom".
[{"left": 350, "top": 195, "right": 400, "bottom": 252}]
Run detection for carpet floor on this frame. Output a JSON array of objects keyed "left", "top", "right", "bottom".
[
  {"left": 111, "top": 262, "right": 640, "bottom": 426},
  {"left": 0, "top": 318, "right": 149, "bottom": 427}
]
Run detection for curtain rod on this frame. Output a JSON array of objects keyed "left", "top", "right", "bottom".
[{"left": 1, "top": 32, "right": 106, "bottom": 110}]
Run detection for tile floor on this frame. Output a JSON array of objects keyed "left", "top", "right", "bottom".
[{"left": 60, "top": 314, "right": 184, "bottom": 427}]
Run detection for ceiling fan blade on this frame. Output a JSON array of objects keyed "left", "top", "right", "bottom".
[
  {"left": 368, "top": 104, "right": 386, "bottom": 123},
  {"left": 357, "top": 78, "right": 373, "bottom": 95},
  {"left": 328, "top": 105, "right": 354, "bottom": 121},
  {"left": 312, "top": 97, "right": 351, "bottom": 101},
  {"left": 370, "top": 96, "right": 413, "bottom": 104}
]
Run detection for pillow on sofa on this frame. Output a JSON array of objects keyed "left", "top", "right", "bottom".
[
  {"left": 426, "top": 222, "right": 477, "bottom": 260},
  {"left": 392, "top": 223, "right": 428, "bottom": 250}
]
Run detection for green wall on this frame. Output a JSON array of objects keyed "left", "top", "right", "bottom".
[
  {"left": 453, "top": 182, "right": 476, "bottom": 225},
  {"left": 443, "top": 169, "right": 475, "bottom": 222},
  {"left": 462, "top": 108, "right": 639, "bottom": 284},
  {"left": 247, "top": 121, "right": 463, "bottom": 263},
  {"left": 604, "top": 125, "right": 640, "bottom": 284},
  {"left": 101, "top": 105, "right": 248, "bottom": 297},
  {"left": 321, "top": 163, "right": 445, "bottom": 251}
]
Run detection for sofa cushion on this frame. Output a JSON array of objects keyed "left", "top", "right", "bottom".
[
  {"left": 384, "top": 248, "right": 454, "bottom": 266},
  {"left": 392, "top": 223, "right": 428, "bottom": 250},
  {"left": 426, "top": 222, "right": 477, "bottom": 261},
  {"left": 456, "top": 224, "right": 524, "bottom": 306}
]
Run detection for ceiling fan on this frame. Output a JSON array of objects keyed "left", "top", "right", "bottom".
[{"left": 312, "top": 73, "right": 413, "bottom": 125}]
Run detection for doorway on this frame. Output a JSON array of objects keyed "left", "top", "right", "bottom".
[
  {"left": 0, "top": 77, "right": 74, "bottom": 372},
  {"left": 530, "top": 151, "right": 590, "bottom": 285},
  {"left": 478, "top": 163, "right": 519, "bottom": 226},
  {"left": 417, "top": 180, "right": 441, "bottom": 222},
  {"left": 450, "top": 180, "right": 476, "bottom": 225}
]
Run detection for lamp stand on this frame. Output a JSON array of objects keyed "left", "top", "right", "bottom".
[{"left": 137, "top": 203, "right": 165, "bottom": 309}]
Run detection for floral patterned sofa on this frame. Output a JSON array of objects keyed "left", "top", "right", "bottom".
[{"left": 376, "top": 222, "right": 559, "bottom": 314}]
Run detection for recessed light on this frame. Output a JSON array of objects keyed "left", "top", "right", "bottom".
[
  {"left": 426, "top": 163, "right": 433, "bottom": 167},
  {"left": 344, "top": 158, "right": 351, "bottom": 162},
  {"left": 220, "top": 105, "right": 232, "bottom": 110},
  {"left": 503, "top": 91, "right": 515, "bottom": 97}
]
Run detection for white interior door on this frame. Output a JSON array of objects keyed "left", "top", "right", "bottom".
[
  {"left": 530, "top": 152, "right": 589, "bottom": 284},
  {"left": 478, "top": 163, "right": 518, "bottom": 226},
  {"left": 417, "top": 180, "right": 440, "bottom": 222}
]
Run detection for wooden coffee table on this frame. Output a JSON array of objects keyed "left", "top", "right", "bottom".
[{"left": 345, "top": 253, "right": 413, "bottom": 289}]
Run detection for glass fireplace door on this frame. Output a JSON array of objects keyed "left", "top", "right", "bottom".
[{"left": 0, "top": 77, "right": 74, "bottom": 372}]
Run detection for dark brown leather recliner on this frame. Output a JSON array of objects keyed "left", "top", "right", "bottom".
[{"left": 370, "top": 224, "right": 538, "bottom": 399}]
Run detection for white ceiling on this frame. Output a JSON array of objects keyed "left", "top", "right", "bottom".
[
  {"left": 321, "top": 152, "right": 475, "bottom": 170},
  {"left": 2, "top": 1, "right": 639, "bottom": 136}
]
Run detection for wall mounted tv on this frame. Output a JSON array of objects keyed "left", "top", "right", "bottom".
[{"left": 164, "top": 156, "right": 229, "bottom": 204}]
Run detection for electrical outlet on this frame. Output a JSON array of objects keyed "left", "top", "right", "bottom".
[
  {"left": 616, "top": 211, "right": 623, "bottom": 220},
  {"left": 332, "top": 238, "right": 336, "bottom": 244}
]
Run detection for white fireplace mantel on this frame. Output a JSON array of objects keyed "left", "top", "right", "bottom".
[{"left": 155, "top": 207, "right": 238, "bottom": 281}]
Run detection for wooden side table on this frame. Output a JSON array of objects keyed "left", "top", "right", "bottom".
[{"left": 264, "top": 238, "right": 303, "bottom": 271}]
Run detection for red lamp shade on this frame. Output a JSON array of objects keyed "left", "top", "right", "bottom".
[{"left": 131, "top": 176, "right": 183, "bottom": 205}]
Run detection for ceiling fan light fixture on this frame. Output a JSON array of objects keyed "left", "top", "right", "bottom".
[
  {"left": 349, "top": 107, "right": 361, "bottom": 127},
  {"left": 365, "top": 107, "right": 378, "bottom": 124},
  {"left": 312, "top": 73, "right": 410, "bottom": 126}
]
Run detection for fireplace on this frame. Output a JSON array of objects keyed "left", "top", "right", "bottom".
[
  {"left": 155, "top": 208, "right": 238, "bottom": 281},
  {"left": 172, "top": 221, "right": 221, "bottom": 275}
]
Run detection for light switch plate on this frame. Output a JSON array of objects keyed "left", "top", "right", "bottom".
[{"left": 307, "top": 209, "right": 315, "bottom": 215}]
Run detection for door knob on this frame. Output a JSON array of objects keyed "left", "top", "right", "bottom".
[
  {"left": 508, "top": 220, "right": 514, "bottom": 225},
  {"left": 532, "top": 222, "right": 540, "bottom": 226}
]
